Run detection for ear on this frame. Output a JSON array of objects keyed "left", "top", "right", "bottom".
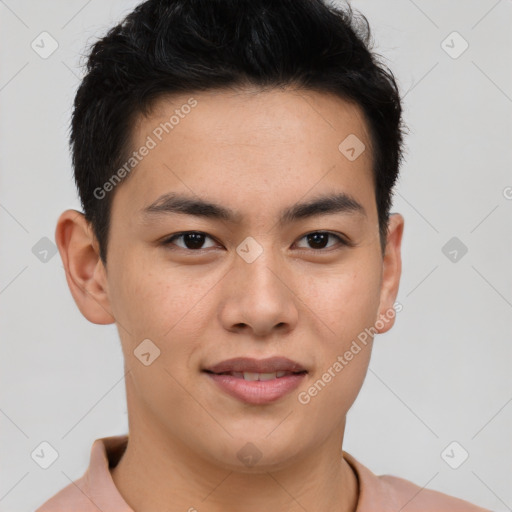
[
  {"left": 55, "top": 209, "right": 115, "bottom": 325},
  {"left": 375, "top": 213, "right": 404, "bottom": 334}
]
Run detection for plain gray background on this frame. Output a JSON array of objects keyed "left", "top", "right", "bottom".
[{"left": 1, "top": 1, "right": 511, "bottom": 511}]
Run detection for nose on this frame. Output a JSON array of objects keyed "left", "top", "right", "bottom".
[{"left": 218, "top": 248, "right": 299, "bottom": 338}]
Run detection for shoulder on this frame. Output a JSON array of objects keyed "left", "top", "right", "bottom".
[
  {"left": 34, "top": 434, "right": 132, "bottom": 512},
  {"left": 343, "top": 451, "right": 492, "bottom": 512},
  {"left": 35, "top": 478, "right": 93, "bottom": 512},
  {"left": 379, "top": 473, "right": 492, "bottom": 512}
]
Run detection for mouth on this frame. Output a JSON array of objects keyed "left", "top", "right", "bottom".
[
  {"left": 202, "top": 357, "right": 308, "bottom": 404},
  {"left": 203, "top": 356, "right": 308, "bottom": 375},
  {"left": 203, "top": 369, "right": 307, "bottom": 380}
]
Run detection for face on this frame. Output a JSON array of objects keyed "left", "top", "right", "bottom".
[{"left": 57, "top": 87, "right": 403, "bottom": 471}]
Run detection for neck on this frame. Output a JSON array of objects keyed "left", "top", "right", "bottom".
[
  {"left": 111, "top": 373, "right": 358, "bottom": 512},
  {"left": 110, "top": 419, "right": 359, "bottom": 512}
]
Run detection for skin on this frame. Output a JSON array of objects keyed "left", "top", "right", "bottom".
[{"left": 55, "top": 86, "right": 404, "bottom": 512}]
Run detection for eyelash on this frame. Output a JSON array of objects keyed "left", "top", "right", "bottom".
[{"left": 161, "top": 230, "right": 351, "bottom": 253}]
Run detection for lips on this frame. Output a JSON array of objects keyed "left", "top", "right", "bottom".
[
  {"left": 203, "top": 357, "right": 308, "bottom": 404},
  {"left": 203, "top": 356, "right": 308, "bottom": 375}
]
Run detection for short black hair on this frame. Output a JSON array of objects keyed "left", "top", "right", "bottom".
[{"left": 71, "top": 0, "right": 407, "bottom": 264}]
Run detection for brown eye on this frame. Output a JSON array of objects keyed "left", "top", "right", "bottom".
[
  {"left": 163, "top": 231, "right": 218, "bottom": 250},
  {"left": 295, "top": 231, "right": 347, "bottom": 250}
]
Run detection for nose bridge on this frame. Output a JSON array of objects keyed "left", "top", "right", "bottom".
[
  {"left": 235, "top": 236, "right": 285, "bottom": 301},
  {"left": 219, "top": 235, "right": 299, "bottom": 335}
]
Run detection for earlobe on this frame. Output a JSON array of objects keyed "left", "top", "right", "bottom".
[
  {"left": 375, "top": 213, "right": 404, "bottom": 334},
  {"left": 55, "top": 209, "right": 115, "bottom": 325}
]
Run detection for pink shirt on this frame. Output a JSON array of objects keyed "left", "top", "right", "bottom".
[{"left": 35, "top": 434, "right": 491, "bottom": 512}]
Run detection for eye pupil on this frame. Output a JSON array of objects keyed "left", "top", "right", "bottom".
[
  {"left": 307, "top": 232, "right": 329, "bottom": 249},
  {"left": 166, "top": 231, "right": 344, "bottom": 253},
  {"left": 184, "top": 232, "right": 205, "bottom": 249}
]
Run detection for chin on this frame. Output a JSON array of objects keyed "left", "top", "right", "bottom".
[{"left": 201, "top": 434, "right": 306, "bottom": 474}]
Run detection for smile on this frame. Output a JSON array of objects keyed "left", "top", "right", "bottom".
[{"left": 204, "top": 370, "right": 307, "bottom": 405}]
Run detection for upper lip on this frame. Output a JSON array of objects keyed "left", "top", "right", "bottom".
[{"left": 204, "top": 357, "right": 307, "bottom": 374}]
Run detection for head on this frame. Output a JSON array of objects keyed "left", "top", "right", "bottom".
[{"left": 56, "top": 0, "right": 406, "bottom": 471}]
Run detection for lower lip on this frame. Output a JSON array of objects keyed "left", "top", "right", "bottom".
[{"left": 205, "top": 372, "right": 307, "bottom": 405}]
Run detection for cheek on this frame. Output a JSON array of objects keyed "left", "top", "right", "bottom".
[
  {"left": 302, "top": 257, "right": 381, "bottom": 338},
  {"left": 108, "top": 256, "right": 216, "bottom": 363},
  {"left": 109, "top": 269, "right": 171, "bottom": 337},
  {"left": 298, "top": 255, "right": 381, "bottom": 401},
  {"left": 108, "top": 248, "right": 181, "bottom": 330}
]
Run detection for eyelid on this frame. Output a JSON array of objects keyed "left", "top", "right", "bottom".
[
  {"left": 294, "top": 231, "right": 351, "bottom": 250},
  {"left": 161, "top": 230, "right": 352, "bottom": 251},
  {"left": 162, "top": 231, "right": 220, "bottom": 249}
]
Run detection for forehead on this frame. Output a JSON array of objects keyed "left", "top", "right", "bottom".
[
  {"left": 142, "top": 86, "right": 372, "bottom": 154},
  {"left": 113, "top": 87, "right": 376, "bottom": 226}
]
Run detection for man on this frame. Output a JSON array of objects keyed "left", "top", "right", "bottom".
[{"left": 36, "top": 0, "right": 490, "bottom": 510}]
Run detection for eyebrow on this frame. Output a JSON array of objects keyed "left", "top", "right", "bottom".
[{"left": 141, "top": 191, "right": 366, "bottom": 225}]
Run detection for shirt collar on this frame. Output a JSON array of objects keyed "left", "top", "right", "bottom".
[{"left": 82, "top": 434, "right": 134, "bottom": 511}]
